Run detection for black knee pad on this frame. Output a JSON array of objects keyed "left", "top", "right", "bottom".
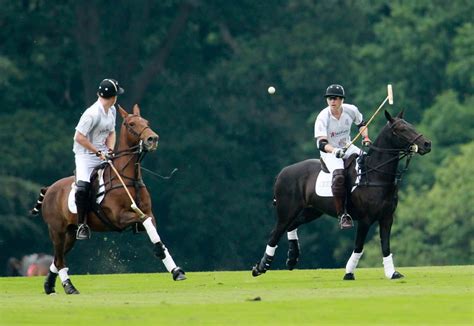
[
  {"left": 76, "top": 181, "right": 90, "bottom": 193},
  {"left": 332, "top": 169, "right": 346, "bottom": 197},
  {"left": 75, "top": 181, "right": 91, "bottom": 202}
]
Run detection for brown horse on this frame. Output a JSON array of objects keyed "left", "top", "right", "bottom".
[
  {"left": 31, "top": 104, "right": 186, "bottom": 295},
  {"left": 252, "top": 110, "right": 431, "bottom": 280}
]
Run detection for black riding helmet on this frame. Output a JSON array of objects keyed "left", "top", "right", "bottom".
[
  {"left": 324, "top": 84, "right": 345, "bottom": 98},
  {"left": 98, "top": 79, "right": 125, "bottom": 98}
]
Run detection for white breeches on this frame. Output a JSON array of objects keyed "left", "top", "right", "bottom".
[
  {"left": 319, "top": 144, "right": 362, "bottom": 172},
  {"left": 75, "top": 154, "right": 102, "bottom": 182}
]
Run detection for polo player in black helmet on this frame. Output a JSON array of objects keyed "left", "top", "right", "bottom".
[{"left": 314, "top": 84, "right": 371, "bottom": 229}]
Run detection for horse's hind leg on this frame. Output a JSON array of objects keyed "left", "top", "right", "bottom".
[
  {"left": 285, "top": 208, "right": 321, "bottom": 270},
  {"left": 286, "top": 228, "right": 300, "bottom": 270},
  {"left": 252, "top": 200, "right": 301, "bottom": 277}
]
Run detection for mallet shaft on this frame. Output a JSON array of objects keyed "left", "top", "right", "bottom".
[{"left": 108, "top": 161, "right": 147, "bottom": 219}]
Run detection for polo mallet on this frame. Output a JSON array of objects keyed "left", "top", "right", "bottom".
[
  {"left": 107, "top": 160, "right": 147, "bottom": 219},
  {"left": 345, "top": 84, "right": 394, "bottom": 149}
]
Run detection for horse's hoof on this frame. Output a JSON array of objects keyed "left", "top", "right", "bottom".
[
  {"left": 286, "top": 258, "right": 298, "bottom": 271},
  {"left": 391, "top": 271, "right": 404, "bottom": 279},
  {"left": 252, "top": 265, "right": 262, "bottom": 277},
  {"left": 172, "top": 267, "right": 186, "bottom": 281},
  {"left": 62, "top": 279, "right": 80, "bottom": 294},
  {"left": 343, "top": 273, "right": 355, "bottom": 280},
  {"left": 44, "top": 287, "right": 56, "bottom": 295}
]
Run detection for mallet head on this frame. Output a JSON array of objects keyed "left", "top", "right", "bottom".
[{"left": 387, "top": 84, "right": 394, "bottom": 105}]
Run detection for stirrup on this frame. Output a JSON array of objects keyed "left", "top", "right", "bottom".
[
  {"left": 339, "top": 213, "right": 353, "bottom": 229},
  {"left": 76, "top": 224, "right": 91, "bottom": 240}
]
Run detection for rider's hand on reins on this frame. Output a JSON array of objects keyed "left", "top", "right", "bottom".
[
  {"left": 95, "top": 150, "right": 113, "bottom": 161},
  {"left": 333, "top": 147, "right": 346, "bottom": 158}
]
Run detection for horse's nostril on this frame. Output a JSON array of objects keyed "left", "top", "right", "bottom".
[
  {"left": 425, "top": 141, "right": 431, "bottom": 149},
  {"left": 147, "top": 136, "right": 155, "bottom": 144}
]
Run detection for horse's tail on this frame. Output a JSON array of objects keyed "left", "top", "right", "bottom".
[{"left": 30, "top": 187, "right": 49, "bottom": 215}]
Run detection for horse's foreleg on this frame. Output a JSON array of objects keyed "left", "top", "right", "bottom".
[
  {"left": 379, "top": 217, "right": 404, "bottom": 279},
  {"left": 142, "top": 217, "right": 186, "bottom": 281},
  {"left": 343, "top": 221, "right": 370, "bottom": 280},
  {"left": 46, "top": 228, "right": 80, "bottom": 295},
  {"left": 286, "top": 228, "right": 300, "bottom": 270}
]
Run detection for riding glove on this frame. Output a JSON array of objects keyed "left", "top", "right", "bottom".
[{"left": 333, "top": 147, "right": 346, "bottom": 158}]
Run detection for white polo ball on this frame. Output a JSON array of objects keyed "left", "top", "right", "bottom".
[{"left": 268, "top": 86, "right": 276, "bottom": 94}]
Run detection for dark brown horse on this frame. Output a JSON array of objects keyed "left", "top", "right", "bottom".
[
  {"left": 31, "top": 104, "right": 185, "bottom": 295},
  {"left": 252, "top": 110, "right": 431, "bottom": 280}
]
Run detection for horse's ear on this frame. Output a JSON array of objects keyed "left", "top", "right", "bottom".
[
  {"left": 396, "top": 109, "right": 405, "bottom": 119},
  {"left": 133, "top": 104, "right": 141, "bottom": 116},
  {"left": 118, "top": 105, "right": 128, "bottom": 119},
  {"left": 385, "top": 110, "right": 394, "bottom": 123}
]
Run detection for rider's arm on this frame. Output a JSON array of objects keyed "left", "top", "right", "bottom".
[
  {"left": 74, "top": 131, "right": 100, "bottom": 154},
  {"left": 105, "top": 131, "right": 116, "bottom": 152},
  {"left": 316, "top": 137, "right": 334, "bottom": 153}
]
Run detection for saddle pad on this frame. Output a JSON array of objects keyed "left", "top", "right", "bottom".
[
  {"left": 68, "top": 169, "right": 106, "bottom": 214},
  {"left": 315, "top": 171, "right": 334, "bottom": 197}
]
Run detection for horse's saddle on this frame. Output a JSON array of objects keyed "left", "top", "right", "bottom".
[
  {"left": 68, "top": 169, "right": 106, "bottom": 214},
  {"left": 315, "top": 154, "right": 360, "bottom": 197}
]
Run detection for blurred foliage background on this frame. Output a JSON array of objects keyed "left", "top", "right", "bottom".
[{"left": 0, "top": 0, "right": 472, "bottom": 275}]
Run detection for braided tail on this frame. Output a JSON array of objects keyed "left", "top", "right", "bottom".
[{"left": 30, "top": 187, "right": 48, "bottom": 215}]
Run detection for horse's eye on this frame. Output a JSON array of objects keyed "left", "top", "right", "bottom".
[{"left": 129, "top": 122, "right": 135, "bottom": 127}]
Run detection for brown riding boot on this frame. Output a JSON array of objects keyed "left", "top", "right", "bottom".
[{"left": 332, "top": 169, "right": 353, "bottom": 229}]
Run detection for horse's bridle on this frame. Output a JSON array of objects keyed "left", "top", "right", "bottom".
[
  {"left": 388, "top": 119, "right": 424, "bottom": 153},
  {"left": 358, "top": 119, "right": 423, "bottom": 186},
  {"left": 124, "top": 121, "right": 151, "bottom": 139}
]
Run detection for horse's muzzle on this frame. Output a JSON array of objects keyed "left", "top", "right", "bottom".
[
  {"left": 144, "top": 135, "right": 159, "bottom": 151},
  {"left": 417, "top": 139, "right": 432, "bottom": 155}
]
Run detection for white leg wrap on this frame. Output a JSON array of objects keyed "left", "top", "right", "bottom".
[
  {"left": 345, "top": 251, "right": 364, "bottom": 274},
  {"left": 162, "top": 248, "right": 177, "bottom": 272},
  {"left": 287, "top": 229, "right": 298, "bottom": 240},
  {"left": 265, "top": 245, "right": 277, "bottom": 256},
  {"left": 383, "top": 253, "right": 395, "bottom": 279},
  {"left": 58, "top": 267, "right": 70, "bottom": 283},
  {"left": 49, "top": 262, "right": 59, "bottom": 274},
  {"left": 143, "top": 217, "right": 161, "bottom": 244}
]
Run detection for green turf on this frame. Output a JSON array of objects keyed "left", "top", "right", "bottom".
[{"left": 0, "top": 266, "right": 472, "bottom": 325}]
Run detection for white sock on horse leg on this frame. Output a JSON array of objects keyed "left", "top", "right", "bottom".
[
  {"left": 265, "top": 245, "right": 277, "bottom": 256},
  {"left": 58, "top": 267, "right": 70, "bottom": 283},
  {"left": 383, "top": 253, "right": 395, "bottom": 279},
  {"left": 345, "top": 251, "right": 364, "bottom": 274},
  {"left": 142, "top": 217, "right": 161, "bottom": 244},
  {"left": 287, "top": 229, "right": 298, "bottom": 240},
  {"left": 162, "top": 248, "right": 177, "bottom": 272},
  {"left": 49, "top": 262, "right": 59, "bottom": 274}
]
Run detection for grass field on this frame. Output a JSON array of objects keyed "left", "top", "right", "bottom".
[{"left": 0, "top": 265, "right": 472, "bottom": 325}]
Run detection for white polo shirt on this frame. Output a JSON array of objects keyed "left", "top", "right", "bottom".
[
  {"left": 73, "top": 100, "right": 116, "bottom": 155},
  {"left": 314, "top": 103, "right": 363, "bottom": 148}
]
